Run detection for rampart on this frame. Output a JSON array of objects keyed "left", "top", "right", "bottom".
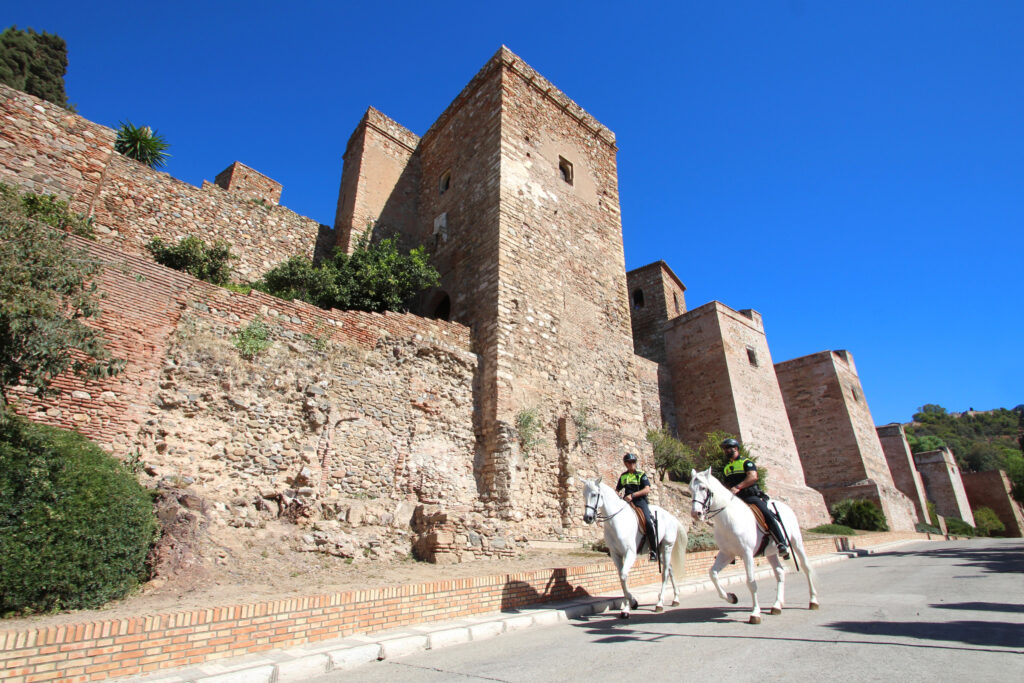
[
  {"left": 0, "top": 83, "right": 329, "bottom": 280},
  {"left": 775, "top": 350, "right": 917, "bottom": 531},
  {"left": 876, "top": 423, "right": 930, "bottom": 523},
  {"left": 913, "top": 448, "right": 975, "bottom": 526},
  {"left": 961, "top": 470, "right": 1024, "bottom": 537},
  {"left": 663, "top": 302, "right": 829, "bottom": 525}
]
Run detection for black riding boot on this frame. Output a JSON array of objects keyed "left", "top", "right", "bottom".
[
  {"left": 645, "top": 521, "right": 658, "bottom": 561},
  {"left": 766, "top": 514, "right": 790, "bottom": 559}
]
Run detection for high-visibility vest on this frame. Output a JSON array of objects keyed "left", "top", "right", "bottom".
[{"left": 618, "top": 471, "right": 647, "bottom": 492}]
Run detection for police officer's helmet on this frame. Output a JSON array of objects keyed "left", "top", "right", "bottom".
[
  {"left": 720, "top": 438, "right": 740, "bottom": 449},
  {"left": 623, "top": 452, "right": 639, "bottom": 463}
]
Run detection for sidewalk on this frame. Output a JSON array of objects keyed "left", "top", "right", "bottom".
[{"left": 126, "top": 540, "right": 917, "bottom": 683}]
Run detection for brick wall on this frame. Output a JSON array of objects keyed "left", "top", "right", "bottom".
[
  {"left": 0, "top": 83, "right": 326, "bottom": 281},
  {"left": 775, "top": 350, "right": 918, "bottom": 531},
  {"left": 961, "top": 470, "right": 1024, "bottom": 537},
  {"left": 0, "top": 531, "right": 932, "bottom": 682},
  {"left": 914, "top": 448, "right": 975, "bottom": 526},
  {"left": 877, "top": 423, "right": 930, "bottom": 524},
  {"left": 664, "top": 302, "right": 830, "bottom": 525}
]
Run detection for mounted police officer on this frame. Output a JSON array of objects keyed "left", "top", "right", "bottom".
[
  {"left": 720, "top": 438, "right": 790, "bottom": 559},
  {"left": 617, "top": 453, "right": 659, "bottom": 561}
]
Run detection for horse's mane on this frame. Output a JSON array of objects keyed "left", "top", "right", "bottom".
[{"left": 694, "top": 468, "right": 728, "bottom": 495}]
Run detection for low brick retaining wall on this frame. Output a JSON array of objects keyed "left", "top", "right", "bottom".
[{"left": 0, "top": 531, "right": 931, "bottom": 682}]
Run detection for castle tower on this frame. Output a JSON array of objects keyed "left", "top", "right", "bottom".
[
  {"left": 663, "top": 301, "right": 829, "bottom": 525},
  {"left": 913, "top": 448, "right": 975, "bottom": 526},
  {"left": 626, "top": 261, "right": 687, "bottom": 364},
  {"left": 774, "top": 351, "right": 918, "bottom": 531},
  {"left": 876, "top": 423, "right": 929, "bottom": 524},
  {"left": 335, "top": 48, "right": 650, "bottom": 536}
]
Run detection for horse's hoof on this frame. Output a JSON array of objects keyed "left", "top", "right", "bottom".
[
  {"left": 655, "top": 605, "right": 664, "bottom": 613},
  {"left": 770, "top": 607, "right": 782, "bottom": 616},
  {"left": 619, "top": 611, "right": 630, "bottom": 619},
  {"left": 748, "top": 615, "right": 761, "bottom": 625},
  {"left": 809, "top": 602, "right": 820, "bottom": 611},
  {"left": 631, "top": 599, "right": 639, "bottom": 611},
  {"left": 727, "top": 593, "right": 739, "bottom": 604},
  {"left": 671, "top": 600, "right": 680, "bottom": 607}
]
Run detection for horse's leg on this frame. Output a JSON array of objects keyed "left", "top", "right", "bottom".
[
  {"left": 767, "top": 553, "right": 785, "bottom": 615},
  {"left": 617, "top": 549, "right": 638, "bottom": 618},
  {"left": 655, "top": 540, "right": 670, "bottom": 612},
  {"left": 709, "top": 551, "right": 737, "bottom": 605},
  {"left": 793, "top": 538, "right": 819, "bottom": 609},
  {"left": 742, "top": 549, "right": 761, "bottom": 624}
]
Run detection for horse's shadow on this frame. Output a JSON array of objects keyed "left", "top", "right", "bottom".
[{"left": 571, "top": 605, "right": 738, "bottom": 643}]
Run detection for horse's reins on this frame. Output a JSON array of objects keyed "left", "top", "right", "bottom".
[
  {"left": 586, "top": 488, "right": 627, "bottom": 523},
  {"left": 694, "top": 484, "right": 729, "bottom": 521}
]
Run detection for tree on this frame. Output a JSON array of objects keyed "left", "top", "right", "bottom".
[
  {"left": 0, "top": 26, "right": 69, "bottom": 108},
  {"left": 256, "top": 237, "right": 440, "bottom": 313},
  {"left": 646, "top": 429, "right": 695, "bottom": 481},
  {"left": 694, "top": 430, "right": 767, "bottom": 491},
  {"left": 0, "top": 184, "right": 123, "bottom": 413}
]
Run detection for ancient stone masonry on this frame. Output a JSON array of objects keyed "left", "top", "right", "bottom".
[
  {"left": 775, "top": 351, "right": 918, "bottom": 531},
  {"left": 0, "top": 83, "right": 328, "bottom": 280},
  {"left": 662, "top": 301, "right": 830, "bottom": 525},
  {"left": 876, "top": 423, "right": 930, "bottom": 524},
  {"left": 4, "top": 46, "right": 943, "bottom": 564},
  {"left": 961, "top": 470, "right": 1024, "bottom": 537},
  {"left": 334, "top": 46, "right": 654, "bottom": 539},
  {"left": 914, "top": 448, "right": 975, "bottom": 526}
]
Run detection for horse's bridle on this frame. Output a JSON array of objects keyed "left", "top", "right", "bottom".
[
  {"left": 585, "top": 487, "right": 626, "bottom": 523},
  {"left": 693, "top": 482, "right": 726, "bottom": 521}
]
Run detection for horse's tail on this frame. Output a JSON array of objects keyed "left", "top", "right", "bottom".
[{"left": 670, "top": 522, "right": 688, "bottom": 578}]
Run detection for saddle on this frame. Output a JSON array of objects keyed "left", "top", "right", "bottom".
[
  {"left": 747, "top": 501, "right": 786, "bottom": 557},
  {"left": 628, "top": 503, "right": 658, "bottom": 554}
]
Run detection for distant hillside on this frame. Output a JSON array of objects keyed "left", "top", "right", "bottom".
[{"left": 904, "top": 404, "right": 1023, "bottom": 501}]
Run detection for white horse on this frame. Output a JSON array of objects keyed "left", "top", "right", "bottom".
[
  {"left": 689, "top": 467, "right": 819, "bottom": 624},
  {"left": 580, "top": 476, "right": 688, "bottom": 618}
]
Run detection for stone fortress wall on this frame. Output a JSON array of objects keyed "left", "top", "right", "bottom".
[
  {"left": 0, "top": 83, "right": 330, "bottom": 281},
  {"left": 775, "top": 350, "right": 918, "bottom": 531},
  {"left": 2, "top": 46, "right": 1009, "bottom": 560}
]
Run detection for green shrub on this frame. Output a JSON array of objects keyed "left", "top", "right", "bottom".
[
  {"left": 830, "top": 499, "right": 889, "bottom": 531},
  {"left": 915, "top": 522, "right": 942, "bottom": 534},
  {"left": 146, "top": 235, "right": 233, "bottom": 285},
  {"left": 10, "top": 187, "right": 94, "bottom": 238},
  {"left": 255, "top": 236, "right": 439, "bottom": 313},
  {"left": 0, "top": 417, "right": 157, "bottom": 615},
  {"left": 926, "top": 501, "right": 940, "bottom": 527},
  {"left": 972, "top": 507, "right": 1005, "bottom": 537},
  {"left": 515, "top": 407, "right": 544, "bottom": 456},
  {"left": 808, "top": 523, "right": 857, "bottom": 536},
  {"left": 945, "top": 517, "right": 977, "bottom": 537},
  {"left": 232, "top": 317, "right": 271, "bottom": 360},
  {"left": 114, "top": 120, "right": 170, "bottom": 168}
]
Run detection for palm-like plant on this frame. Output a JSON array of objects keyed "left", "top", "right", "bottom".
[{"left": 114, "top": 120, "right": 170, "bottom": 168}]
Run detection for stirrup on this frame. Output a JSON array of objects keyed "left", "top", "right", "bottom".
[{"left": 778, "top": 545, "right": 790, "bottom": 560}]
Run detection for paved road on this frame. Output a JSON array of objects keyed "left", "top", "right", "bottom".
[{"left": 312, "top": 538, "right": 1023, "bottom": 682}]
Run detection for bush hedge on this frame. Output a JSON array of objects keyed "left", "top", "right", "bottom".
[
  {"left": 0, "top": 416, "right": 157, "bottom": 615},
  {"left": 830, "top": 498, "right": 889, "bottom": 532},
  {"left": 945, "top": 517, "right": 977, "bottom": 537}
]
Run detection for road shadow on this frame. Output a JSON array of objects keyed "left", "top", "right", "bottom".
[
  {"left": 570, "top": 606, "right": 740, "bottom": 643},
  {"left": 500, "top": 569, "right": 591, "bottom": 612},
  {"left": 930, "top": 602, "right": 1024, "bottom": 614},
  {"left": 826, "top": 619, "right": 1024, "bottom": 650},
  {"left": 870, "top": 541, "right": 1023, "bottom": 575}
]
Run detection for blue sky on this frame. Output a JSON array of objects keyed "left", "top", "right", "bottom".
[{"left": 9, "top": 1, "right": 1023, "bottom": 425}]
